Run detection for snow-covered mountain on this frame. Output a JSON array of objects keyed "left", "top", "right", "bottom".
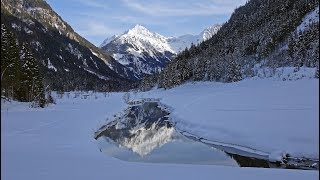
[
  {"left": 167, "top": 24, "right": 222, "bottom": 52},
  {"left": 100, "top": 24, "right": 222, "bottom": 79},
  {"left": 100, "top": 25, "right": 175, "bottom": 78}
]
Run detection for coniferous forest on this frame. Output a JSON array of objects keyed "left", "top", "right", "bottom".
[
  {"left": 140, "top": 0, "right": 319, "bottom": 90},
  {"left": 1, "top": 24, "right": 46, "bottom": 107}
]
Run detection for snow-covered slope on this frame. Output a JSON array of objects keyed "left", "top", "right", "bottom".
[
  {"left": 1, "top": 79, "right": 318, "bottom": 180},
  {"left": 100, "top": 24, "right": 222, "bottom": 79}
]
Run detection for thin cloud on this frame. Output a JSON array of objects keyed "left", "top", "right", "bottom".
[
  {"left": 122, "top": 0, "right": 247, "bottom": 17},
  {"left": 77, "top": 21, "right": 123, "bottom": 37},
  {"left": 109, "top": 15, "right": 170, "bottom": 25},
  {"left": 76, "top": 11, "right": 174, "bottom": 26},
  {"left": 70, "top": 0, "right": 110, "bottom": 10}
]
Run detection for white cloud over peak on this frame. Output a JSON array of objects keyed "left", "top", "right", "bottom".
[{"left": 122, "top": 0, "right": 247, "bottom": 17}]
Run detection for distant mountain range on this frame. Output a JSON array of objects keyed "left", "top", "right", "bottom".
[{"left": 100, "top": 24, "right": 222, "bottom": 79}]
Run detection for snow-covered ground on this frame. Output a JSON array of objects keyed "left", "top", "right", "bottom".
[
  {"left": 1, "top": 78, "right": 319, "bottom": 179},
  {"left": 134, "top": 78, "right": 319, "bottom": 160}
]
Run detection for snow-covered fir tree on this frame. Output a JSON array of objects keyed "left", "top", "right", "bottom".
[
  {"left": 226, "top": 59, "right": 242, "bottom": 83},
  {"left": 1, "top": 23, "right": 21, "bottom": 99},
  {"left": 1, "top": 23, "right": 47, "bottom": 107},
  {"left": 20, "top": 43, "right": 46, "bottom": 107}
]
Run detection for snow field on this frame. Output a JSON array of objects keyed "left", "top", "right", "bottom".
[{"left": 1, "top": 78, "right": 319, "bottom": 179}]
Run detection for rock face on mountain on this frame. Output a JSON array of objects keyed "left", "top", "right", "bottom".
[
  {"left": 1, "top": 0, "right": 136, "bottom": 91},
  {"left": 100, "top": 24, "right": 222, "bottom": 79}
]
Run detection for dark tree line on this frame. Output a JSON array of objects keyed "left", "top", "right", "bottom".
[
  {"left": 140, "top": 0, "right": 319, "bottom": 90},
  {"left": 1, "top": 23, "right": 47, "bottom": 107}
]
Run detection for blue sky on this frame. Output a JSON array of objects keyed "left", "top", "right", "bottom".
[{"left": 46, "top": 0, "right": 247, "bottom": 46}]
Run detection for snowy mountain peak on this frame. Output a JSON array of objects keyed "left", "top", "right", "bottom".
[
  {"left": 100, "top": 24, "right": 222, "bottom": 79},
  {"left": 119, "top": 24, "right": 151, "bottom": 38},
  {"left": 99, "top": 34, "right": 118, "bottom": 47},
  {"left": 124, "top": 24, "right": 168, "bottom": 45},
  {"left": 131, "top": 24, "right": 148, "bottom": 31},
  {"left": 200, "top": 24, "right": 222, "bottom": 41}
]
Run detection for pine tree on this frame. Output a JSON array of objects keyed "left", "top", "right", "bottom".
[
  {"left": 1, "top": 23, "right": 21, "bottom": 99},
  {"left": 226, "top": 59, "right": 242, "bottom": 83},
  {"left": 20, "top": 43, "right": 46, "bottom": 107}
]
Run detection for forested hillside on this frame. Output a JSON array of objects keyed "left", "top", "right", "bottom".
[
  {"left": 1, "top": 0, "right": 136, "bottom": 93},
  {"left": 140, "top": 0, "right": 319, "bottom": 90}
]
